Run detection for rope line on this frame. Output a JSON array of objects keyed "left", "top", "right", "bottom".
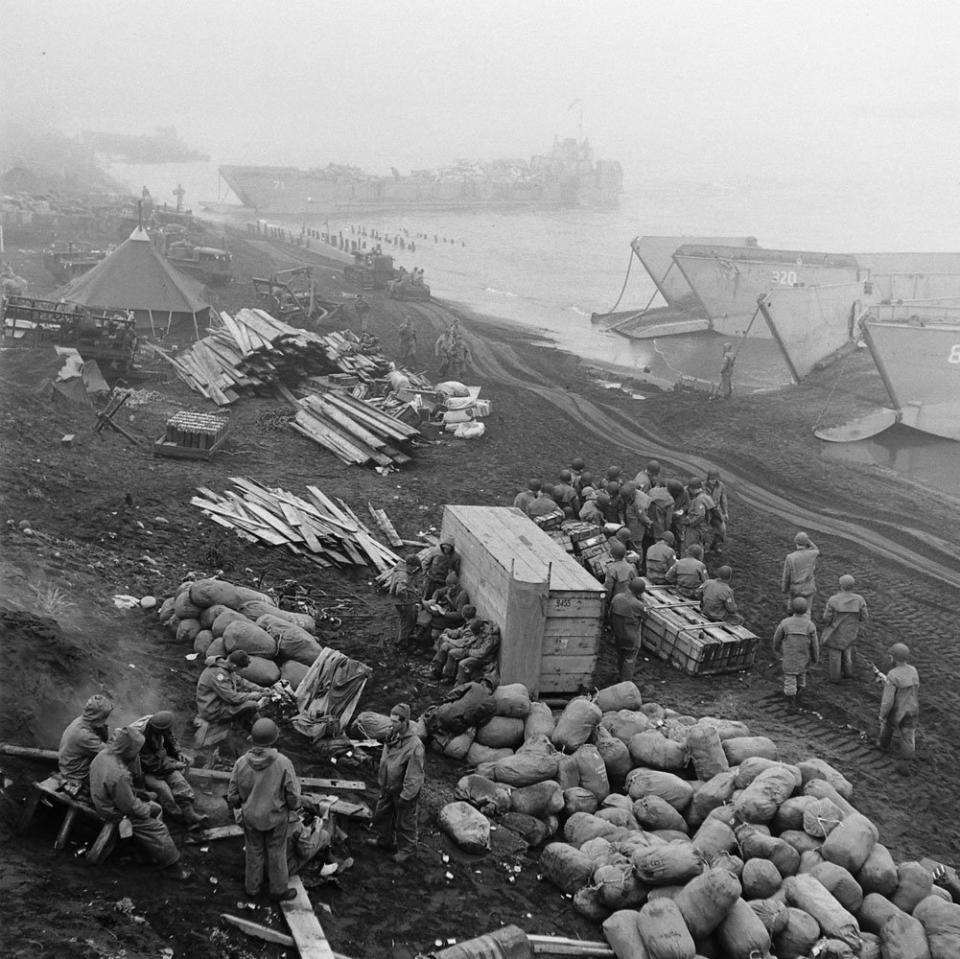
[{"left": 600, "top": 247, "right": 637, "bottom": 316}]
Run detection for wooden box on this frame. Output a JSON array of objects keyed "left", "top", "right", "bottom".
[
  {"left": 440, "top": 506, "right": 605, "bottom": 695},
  {"left": 639, "top": 581, "right": 759, "bottom": 676}
]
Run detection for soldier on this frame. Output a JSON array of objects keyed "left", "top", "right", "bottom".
[
  {"left": 622, "top": 481, "right": 652, "bottom": 553},
  {"left": 578, "top": 487, "right": 604, "bottom": 527},
  {"left": 58, "top": 694, "right": 114, "bottom": 800},
  {"left": 772, "top": 597, "right": 820, "bottom": 707},
  {"left": 569, "top": 457, "right": 587, "bottom": 492},
  {"left": 665, "top": 544, "right": 708, "bottom": 599},
  {"left": 644, "top": 531, "right": 677, "bottom": 585},
  {"left": 130, "top": 711, "right": 207, "bottom": 830},
  {"left": 782, "top": 532, "right": 820, "bottom": 617},
  {"left": 354, "top": 294, "right": 371, "bottom": 334},
  {"left": 527, "top": 488, "right": 561, "bottom": 518},
  {"left": 512, "top": 478, "right": 542, "bottom": 515},
  {"left": 196, "top": 651, "right": 267, "bottom": 727},
  {"left": 609, "top": 579, "right": 647, "bottom": 682},
  {"left": 821, "top": 574, "right": 868, "bottom": 682},
  {"left": 398, "top": 316, "right": 418, "bottom": 368},
  {"left": 633, "top": 459, "right": 662, "bottom": 493},
  {"left": 390, "top": 554, "right": 424, "bottom": 648},
  {"left": 601, "top": 481, "right": 625, "bottom": 525},
  {"left": 719, "top": 342, "right": 735, "bottom": 398},
  {"left": 554, "top": 469, "right": 579, "bottom": 514},
  {"left": 604, "top": 541, "right": 637, "bottom": 602},
  {"left": 447, "top": 332, "right": 471, "bottom": 381},
  {"left": 698, "top": 565, "right": 744, "bottom": 625},
  {"left": 703, "top": 469, "right": 729, "bottom": 554},
  {"left": 367, "top": 703, "right": 425, "bottom": 865},
  {"left": 421, "top": 539, "right": 461, "bottom": 600},
  {"left": 435, "top": 325, "right": 454, "bottom": 376},
  {"left": 682, "top": 478, "right": 715, "bottom": 552},
  {"left": 90, "top": 726, "right": 190, "bottom": 880},
  {"left": 878, "top": 643, "right": 920, "bottom": 772}
]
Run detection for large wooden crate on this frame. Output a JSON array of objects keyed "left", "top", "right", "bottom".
[
  {"left": 440, "top": 505, "right": 605, "bottom": 695},
  {"left": 639, "top": 580, "right": 759, "bottom": 676}
]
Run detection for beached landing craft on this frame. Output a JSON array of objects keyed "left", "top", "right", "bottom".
[{"left": 591, "top": 235, "right": 755, "bottom": 338}]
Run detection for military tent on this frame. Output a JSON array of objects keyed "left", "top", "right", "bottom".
[{"left": 55, "top": 227, "right": 212, "bottom": 336}]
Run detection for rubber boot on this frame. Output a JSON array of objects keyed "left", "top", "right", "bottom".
[{"left": 180, "top": 803, "right": 209, "bottom": 831}]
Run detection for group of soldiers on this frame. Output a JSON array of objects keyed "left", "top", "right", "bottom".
[
  {"left": 435, "top": 319, "right": 471, "bottom": 380},
  {"left": 511, "top": 455, "right": 921, "bottom": 768},
  {"left": 388, "top": 540, "right": 501, "bottom": 685}
]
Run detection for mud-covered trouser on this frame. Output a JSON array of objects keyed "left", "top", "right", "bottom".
[
  {"left": 783, "top": 671, "right": 807, "bottom": 697},
  {"left": 372, "top": 791, "right": 418, "bottom": 853},
  {"left": 683, "top": 525, "right": 709, "bottom": 552},
  {"left": 879, "top": 714, "right": 918, "bottom": 759},
  {"left": 615, "top": 640, "right": 640, "bottom": 683},
  {"left": 395, "top": 603, "right": 419, "bottom": 644},
  {"left": 243, "top": 819, "right": 290, "bottom": 896},
  {"left": 128, "top": 814, "right": 180, "bottom": 867},
  {"left": 143, "top": 771, "right": 195, "bottom": 818},
  {"left": 826, "top": 647, "right": 854, "bottom": 682}
]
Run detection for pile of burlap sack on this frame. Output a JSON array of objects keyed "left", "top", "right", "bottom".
[
  {"left": 358, "top": 679, "right": 958, "bottom": 959},
  {"left": 156, "top": 576, "right": 325, "bottom": 689}
]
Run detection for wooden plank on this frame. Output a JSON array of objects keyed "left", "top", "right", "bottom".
[
  {"left": 281, "top": 875, "right": 336, "bottom": 959},
  {"left": 187, "top": 768, "right": 366, "bottom": 791},
  {"left": 528, "top": 935, "right": 614, "bottom": 957},
  {"left": 221, "top": 914, "right": 295, "bottom": 947}
]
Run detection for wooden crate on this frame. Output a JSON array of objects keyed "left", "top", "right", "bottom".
[
  {"left": 440, "top": 506, "right": 605, "bottom": 695},
  {"left": 639, "top": 580, "right": 759, "bottom": 676}
]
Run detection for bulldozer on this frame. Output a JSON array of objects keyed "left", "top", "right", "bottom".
[{"left": 344, "top": 251, "right": 398, "bottom": 291}]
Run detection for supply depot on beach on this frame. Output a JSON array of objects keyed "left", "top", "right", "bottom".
[
  {"left": 3, "top": 200, "right": 960, "bottom": 959},
  {"left": 217, "top": 137, "right": 623, "bottom": 216},
  {"left": 593, "top": 235, "right": 960, "bottom": 441}
]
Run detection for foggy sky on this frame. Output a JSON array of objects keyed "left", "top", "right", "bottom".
[{"left": 3, "top": 0, "right": 960, "bottom": 184}]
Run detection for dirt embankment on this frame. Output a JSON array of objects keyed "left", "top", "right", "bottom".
[{"left": 1, "top": 226, "right": 959, "bottom": 958}]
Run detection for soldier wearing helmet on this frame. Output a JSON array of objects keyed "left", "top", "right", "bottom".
[
  {"left": 821, "top": 574, "right": 868, "bottom": 683},
  {"left": 603, "top": 540, "right": 637, "bottom": 603},
  {"left": 772, "top": 596, "right": 820, "bottom": 706},
  {"left": 878, "top": 644, "right": 920, "bottom": 772},
  {"left": 782, "top": 531, "right": 820, "bottom": 617}
]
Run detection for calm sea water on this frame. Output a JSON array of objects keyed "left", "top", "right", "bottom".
[{"left": 111, "top": 160, "right": 960, "bottom": 493}]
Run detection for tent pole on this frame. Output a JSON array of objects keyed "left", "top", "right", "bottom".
[
  {"left": 148, "top": 309, "right": 156, "bottom": 339},
  {"left": 167, "top": 310, "right": 173, "bottom": 338},
  {"left": 193, "top": 310, "right": 200, "bottom": 342}
]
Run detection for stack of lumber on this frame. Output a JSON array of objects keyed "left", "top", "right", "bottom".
[
  {"left": 148, "top": 309, "right": 393, "bottom": 406},
  {"left": 284, "top": 384, "right": 420, "bottom": 468},
  {"left": 191, "top": 477, "right": 400, "bottom": 572}
]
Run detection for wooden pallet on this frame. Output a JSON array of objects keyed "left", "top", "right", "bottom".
[{"left": 640, "top": 581, "right": 759, "bottom": 676}]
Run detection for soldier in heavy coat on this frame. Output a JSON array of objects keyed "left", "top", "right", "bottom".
[
  {"left": 58, "top": 694, "right": 114, "bottom": 798},
  {"left": 821, "top": 574, "right": 868, "bottom": 682},
  {"left": 772, "top": 597, "right": 820, "bottom": 705}
]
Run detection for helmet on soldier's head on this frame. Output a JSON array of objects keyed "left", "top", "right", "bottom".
[
  {"left": 889, "top": 643, "right": 910, "bottom": 662},
  {"left": 559, "top": 468, "right": 572, "bottom": 483},
  {"left": 645, "top": 459, "right": 661, "bottom": 474},
  {"left": 791, "top": 597, "right": 809, "bottom": 614},
  {"left": 839, "top": 574, "right": 855, "bottom": 589},
  {"left": 610, "top": 541, "right": 626, "bottom": 559},
  {"left": 629, "top": 579, "right": 646, "bottom": 597},
  {"left": 571, "top": 457, "right": 585, "bottom": 471},
  {"left": 717, "top": 566, "right": 733, "bottom": 581}
]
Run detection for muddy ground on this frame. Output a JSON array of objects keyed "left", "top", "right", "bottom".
[{"left": 1, "top": 225, "right": 959, "bottom": 959}]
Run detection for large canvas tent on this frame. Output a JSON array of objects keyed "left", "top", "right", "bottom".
[{"left": 55, "top": 227, "right": 212, "bottom": 336}]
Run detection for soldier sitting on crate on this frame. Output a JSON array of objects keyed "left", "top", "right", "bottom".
[
  {"left": 609, "top": 579, "right": 647, "bottom": 682},
  {"left": 644, "top": 531, "right": 677, "bottom": 585},
  {"left": 58, "top": 694, "right": 114, "bottom": 800},
  {"left": 425, "top": 572, "right": 471, "bottom": 632},
  {"left": 450, "top": 622, "right": 501, "bottom": 685},
  {"left": 665, "top": 544, "right": 708, "bottom": 599},
  {"left": 698, "top": 565, "right": 744, "bottom": 625},
  {"left": 129, "top": 711, "right": 208, "bottom": 831},
  {"left": 90, "top": 726, "right": 191, "bottom": 881},
  {"left": 429, "top": 607, "right": 478, "bottom": 679},
  {"left": 604, "top": 541, "right": 637, "bottom": 602}
]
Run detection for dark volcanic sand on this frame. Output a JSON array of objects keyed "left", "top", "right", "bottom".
[{"left": 1, "top": 227, "right": 959, "bottom": 958}]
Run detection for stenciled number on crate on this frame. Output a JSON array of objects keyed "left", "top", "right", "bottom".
[
  {"left": 552, "top": 597, "right": 583, "bottom": 611},
  {"left": 948, "top": 344, "right": 960, "bottom": 364}
]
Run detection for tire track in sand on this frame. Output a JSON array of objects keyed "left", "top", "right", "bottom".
[{"left": 453, "top": 324, "right": 960, "bottom": 590}]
